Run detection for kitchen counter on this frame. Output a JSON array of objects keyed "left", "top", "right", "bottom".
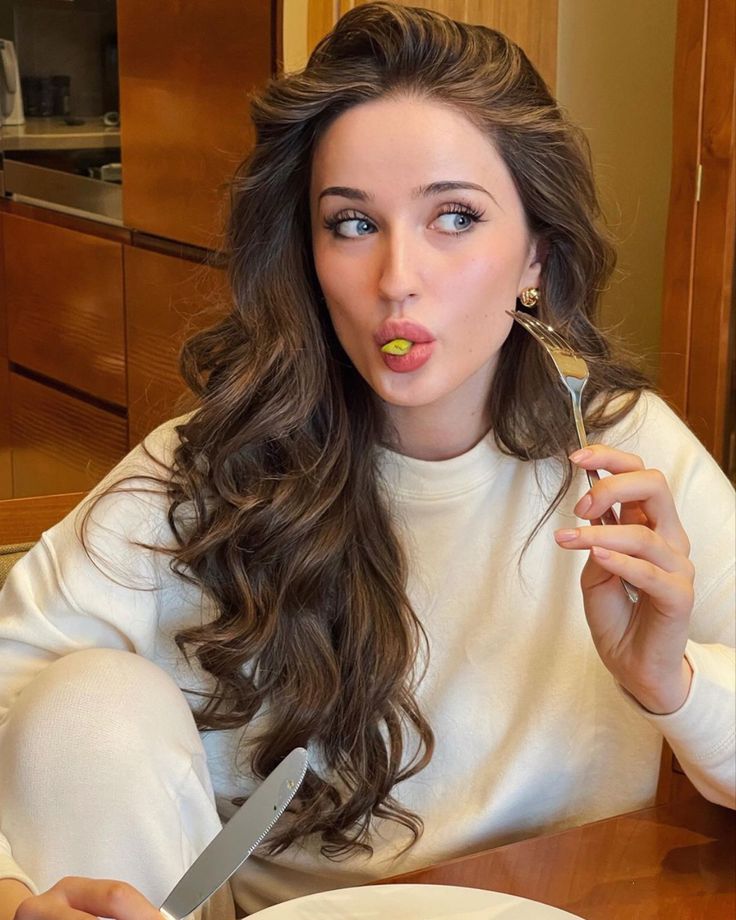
[{"left": 2, "top": 116, "right": 120, "bottom": 151}]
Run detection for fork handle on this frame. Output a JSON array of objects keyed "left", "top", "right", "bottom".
[
  {"left": 585, "top": 469, "right": 618, "bottom": 524},
  {"left": 582, "top": 469, "right": 640, "bottom": 604},
  {"left": 569, "top": 387, "right": 640, "bottom": 606}
]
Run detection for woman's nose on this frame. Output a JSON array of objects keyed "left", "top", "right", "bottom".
[{"left": 376, "top": 229, "right": 422, "bottom": 305}]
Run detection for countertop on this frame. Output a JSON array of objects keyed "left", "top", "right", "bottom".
[{"left": 1, "top": 116, "right": 120, "bottom": 151}]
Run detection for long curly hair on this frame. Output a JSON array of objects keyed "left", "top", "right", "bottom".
[{"left": 84, "top": 2, "right": 649, "bottom": 858}]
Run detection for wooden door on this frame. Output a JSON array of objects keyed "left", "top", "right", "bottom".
[
  {"left": 659, "top": 0, "right": 735, "bottom": 476},
  {"left": 307, "top": 1, "right": 558, "bottom": 91}
]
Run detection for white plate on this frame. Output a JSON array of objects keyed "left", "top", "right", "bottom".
[{"left": 250, "top": 884, "right": 582, "bottom": 918}]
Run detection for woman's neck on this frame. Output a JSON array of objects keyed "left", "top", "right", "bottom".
[{"left": 383, "top": 402, "right": 491, "bottom": 460}]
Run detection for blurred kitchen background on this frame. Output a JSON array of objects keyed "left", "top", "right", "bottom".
[{"left": 0, "top": 0, "right": 733, "bottom": 501}]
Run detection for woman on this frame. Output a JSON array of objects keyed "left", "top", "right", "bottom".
[{"left": 1, "top": 4, "right": 733, "bottom": 918}]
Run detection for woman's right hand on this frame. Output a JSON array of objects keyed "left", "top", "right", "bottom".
[{"left": 2, "top": 876, "right": 165, "bottom": 919}]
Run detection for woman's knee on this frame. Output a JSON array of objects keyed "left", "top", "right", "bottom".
[
  {"left": 0, "top": 650, "right": 225, "bottom": 904},
  {"left": 3, "top": 647, "right": 200, "bottom": 763}
]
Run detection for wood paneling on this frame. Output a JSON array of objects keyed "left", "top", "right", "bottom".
[
  {"left": 0, "top": 358, "right": 11, "bottom": 500},
  {"left": 0, "top": 210, "right": 7, "bottom": 359},
  {"left": 685, "top": 0, "right": 734, "bottom": 462},
  {"left": 118, "top": 0, "right": 273, "bottom": 250},
  {"left": 3, "top": 214, "right": 126, "bottom": 406},
  {"left": 125, "top": 245, "right": 230, "bottom": 446},
  {"left": 0, "top": 491, "right": 86, "bottom": 544},
  {"left": 658, "top": 0, "right": 704, "bottom": 415},
  {"left": 0, "top": 197, "right": 132, "bottom": 246},
  {"left": 660, "top": 0, "right": 735, "bottom": 467},
  {"left": 310, "top": 1, "right": 558, "bottom": 91},
  {"left": 9, "top": 373, "right": 128, "bottom": 498},
  {"left": 0, "top": 219, "right": 8, "bottom": 498}
]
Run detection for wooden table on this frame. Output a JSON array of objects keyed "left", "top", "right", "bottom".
[{"left": 381, "top": 797, "right": 735, "bottom": 918}]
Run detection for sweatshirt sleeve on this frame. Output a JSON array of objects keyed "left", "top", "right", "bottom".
[
  {"left": 642, "top": 638, "right": 735, "bottom": 807},
  {"left": 611, "top": 392, "right": 736, "bottom": 807},
  {"left": 0, "top": 415, "right": 189, "bottom": 890}
]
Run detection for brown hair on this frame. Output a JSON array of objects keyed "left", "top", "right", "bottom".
[{"left": 85, "top": 2, "right": 649, "bottom": 858}]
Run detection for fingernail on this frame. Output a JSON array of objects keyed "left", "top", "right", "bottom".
[
  {"left": 569, "top": 449, "right": 592, "bottom": 463},
  {"left": 591, "top": 546, "right": 610, "bottom": 559},
  {"left": 555, "top": 528, "right": 580, "bottom": 542},
  {"left": 575, "top": 493, "right": 593, "bottom": 515}
]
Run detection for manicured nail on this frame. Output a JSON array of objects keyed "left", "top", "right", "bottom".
[
  {"left": 591, "top": 546, "right": 610, "bottom": 560},
  {"left": 575, "top": 493, "right": 593, "bottom": 515},
  {"left": 569, "top": 449, "right": 592, "bottom": 463},
  {"left": 555, "top": 529, "right": 580, "bottom": 542}
]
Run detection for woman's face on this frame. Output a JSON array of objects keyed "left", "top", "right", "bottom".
[{"left": 310, "top": 95, "right": 543, "bottom": 450}]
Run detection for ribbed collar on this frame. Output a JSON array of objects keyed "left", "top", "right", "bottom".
[{"left": 377, "top": 432, "right": 505, "bottom": 499}]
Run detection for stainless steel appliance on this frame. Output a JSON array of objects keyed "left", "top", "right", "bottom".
[{"left": 0, "top": 0, "right": 122, "bottom": 224}]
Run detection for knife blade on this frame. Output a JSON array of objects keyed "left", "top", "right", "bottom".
[{"left": 159, "top": 747, "right": 308, "bottom": 920}]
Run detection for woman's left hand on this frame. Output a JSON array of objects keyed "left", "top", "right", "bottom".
[{"left": 554, "top": 445, "right": 695, "bottom": 715}]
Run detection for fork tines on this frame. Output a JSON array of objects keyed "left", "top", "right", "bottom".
[{"left": 508, "top": 310, "right": 576, "bottom": 355}]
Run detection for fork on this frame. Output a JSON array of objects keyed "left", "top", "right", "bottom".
[{"left": 508, "top": 310, "right": 640, "bottom": 605}]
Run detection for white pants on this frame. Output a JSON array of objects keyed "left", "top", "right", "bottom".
[{"left": 0, "top": 648, "right": 238, "bottom": 919}]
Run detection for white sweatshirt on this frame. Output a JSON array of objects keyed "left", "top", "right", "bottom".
[{"left": 0, "top": 390, "right": 734, "bottom": 913}]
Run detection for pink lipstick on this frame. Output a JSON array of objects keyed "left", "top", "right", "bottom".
[
  {"left": 381, "top": 342, "right": 435, "bottom": 372},
  {"left": 374, "top": 320, "right": 436, "bottom": 373}
]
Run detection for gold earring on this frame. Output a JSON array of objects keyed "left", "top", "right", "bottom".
[{"left": 519, "top": 287, "right": 540, "bottom": 308}]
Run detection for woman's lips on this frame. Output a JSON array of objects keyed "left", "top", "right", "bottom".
[
  {"left": 373, "top": 319, "right": 436, "bottom": 347},
  {"left": 374, "top": 319, "right": 436, "bottom": 373}
]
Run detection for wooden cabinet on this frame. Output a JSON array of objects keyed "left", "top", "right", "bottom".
[
  {"left": 0, "top": 358, "right": 11, "bottom": 500},
  {"left": 0, "top": 217, "right": 9, "bottom": 500},
  {"left": 307, "top": 1, "right": 558, "bottom": 91},
  {"left": 0, "top": 212, "right": 6, "bottom": 360},
  {"left": 0, "top": 203, "right": 133, "bottom": 497},
  {"left": 125, "top": 244, "right": 229, "bottom": 445},
  {"left": 9, "top": 371, "right": 128, "bottom": 498},
  {"left": 3, "top": 214, "right": 126, "bottom": 407},
  {"left": 0, "top": 201, "right": 225, "bottom": 497},
  {"left": 118, "top": 0, "right": 274, "bottom": 250}
]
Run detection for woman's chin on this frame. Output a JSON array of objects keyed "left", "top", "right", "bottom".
[{"left": 370, "top": 374, "right": 446, "bottom": 410}]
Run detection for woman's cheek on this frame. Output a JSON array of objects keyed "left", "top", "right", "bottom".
[{"left": 325, "top": 303, "right": 368, "bottom": 361}]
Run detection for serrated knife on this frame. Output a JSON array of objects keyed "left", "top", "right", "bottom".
[{"left": 159, "top": 747, "right": 308, "bottom": 920}]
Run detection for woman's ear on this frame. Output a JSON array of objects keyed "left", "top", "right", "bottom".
[{"left": 523, "top": 235, "right": 548, "bottom": 287}]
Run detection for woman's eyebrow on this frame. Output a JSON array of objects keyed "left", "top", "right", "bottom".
[{"left": 318, "top": 180, "right": 498, "bottom": 205}]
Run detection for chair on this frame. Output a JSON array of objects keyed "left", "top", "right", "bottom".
[
  {"left": 0, "top": 491, "right": 86, "bottom": 585},
  {"left": 0, "top": 491, "right": 700, "bottom": 806},
  {"left": 0, "top": 492, "right": 87, "bottom": 544}
]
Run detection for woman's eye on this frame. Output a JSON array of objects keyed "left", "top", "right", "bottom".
[
  {"left": 434, "top": 209, "right": 482, "bottom": 234},
  {"left": 324, "top": 214, "right": 375, "bottom": 238}
]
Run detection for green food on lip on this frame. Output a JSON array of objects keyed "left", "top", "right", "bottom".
[{"left": 381, "top": 338, "right": 413, "bottom": 355}]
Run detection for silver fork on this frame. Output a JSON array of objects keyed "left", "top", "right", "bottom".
[{"left": 508, "top": 310, "right": 639, "bottom": 604}]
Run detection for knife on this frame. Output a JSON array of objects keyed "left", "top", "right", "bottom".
[{"left": 159, "top": 747, "right": 309, "bottom": 920}]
